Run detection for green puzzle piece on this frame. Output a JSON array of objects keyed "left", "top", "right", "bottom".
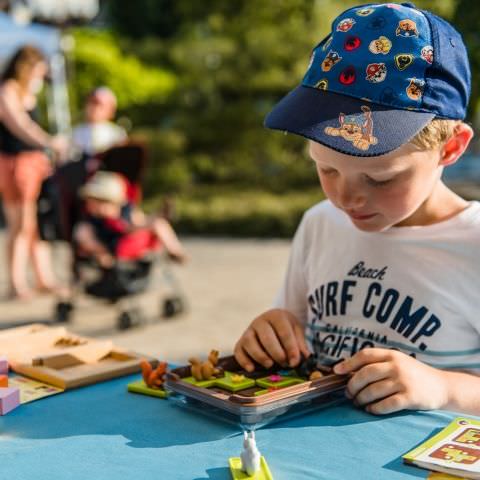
[
  {"left": 255, "top": 375, "right": 304, "bottom": 389},
  {"left": 182, "top": 376, "right": 218, "bottom": 388},
  {"left": 127, "top": 379, "right": 169, "bottom": 398},
  {"left": 229, "top": 456, "right": 273, "bottom": 480},
  {"left": 214, "top": 372, "right": 256, "bottom": 392}
]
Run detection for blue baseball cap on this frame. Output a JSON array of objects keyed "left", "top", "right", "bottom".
[{"left": 265, "top": 2, "right": 471, "bottom": 156}]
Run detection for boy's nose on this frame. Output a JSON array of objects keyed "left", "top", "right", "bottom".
[{"left": 337, "top": 182, "right": 366, "bottom": 210}]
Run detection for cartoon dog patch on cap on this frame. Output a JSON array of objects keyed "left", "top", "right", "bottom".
[
  {"left": 396, "top": 19, "right": 419, "bottom": 37},
  {"left": 369, "top": 36, "right": 392, "bottom": 55},
  {"left": 366, "top": 63, "right": 387, "bottom": 83},
  {"left": 321, "top": 50, "right": 342, "bottom": 72},
  {"left": 324, "top": 106, "right": 378, "bottom": 151},
  {"left": 406, "top": 78, "right": 425, "bottom": 101}
]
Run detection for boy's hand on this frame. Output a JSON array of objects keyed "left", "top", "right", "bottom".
[
  {"left": 333, "top": 348, "right": 449, "bottom": 415},
  {"left": 234, "top": 309, "right": 310, "bottom": 372}
]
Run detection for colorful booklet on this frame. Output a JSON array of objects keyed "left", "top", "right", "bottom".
[
  {"left": 404, "top": 417, "right": 480, "bottom": 479},
  {"left": 8, "top": 375, "right": 64, "bottom": 404}
]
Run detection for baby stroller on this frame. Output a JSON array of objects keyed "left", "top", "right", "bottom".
[{"left": 37, "top": 143, "right": 187, "bottom": 330}]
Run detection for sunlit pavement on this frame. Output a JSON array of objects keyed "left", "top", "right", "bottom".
[{"left": 0, "top": 235, "right": 290, "bottom": 363}]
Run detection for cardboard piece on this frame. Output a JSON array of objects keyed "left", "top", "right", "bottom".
[
  {"left": 0, "top": 387, "right": 20, "bottom": 415},
  {"left": 9, "top": 375, "right": 64, "bottom": 404},
  {"left": 0, "top": 324, "right": 154, "bottom": 389},
  {"left": 0, "top": 374, "right": 8, "bottom": 387}
]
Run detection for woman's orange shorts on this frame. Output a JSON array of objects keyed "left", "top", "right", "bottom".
[{"left": 0, "top": 151, "right": 51, "bottom": 204}]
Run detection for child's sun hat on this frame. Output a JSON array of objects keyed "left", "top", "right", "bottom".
[
  {"left": 265, "top": 2, "right": 470, "bottom": 156},
  {"left": 79, "top": 171, "right": 126, "bottom": 205}
]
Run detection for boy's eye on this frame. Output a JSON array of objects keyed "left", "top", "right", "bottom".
[
  {"left": 365, "top": 175, "right": 393, "bottom": 186},
  {"left": 320, "top": 168, "right": 338, "bottom": 175}
]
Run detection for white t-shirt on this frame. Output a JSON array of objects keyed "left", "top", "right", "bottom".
[
  {"left": 72, "top": 122, "right": 127, "bottom": 155},
  {"left": 274, "top": 200, "right": 480, "bottom": 374}
]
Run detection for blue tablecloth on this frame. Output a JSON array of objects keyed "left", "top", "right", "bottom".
[{"left": 0, "top": 374, "right": 462, "bottom": 479}]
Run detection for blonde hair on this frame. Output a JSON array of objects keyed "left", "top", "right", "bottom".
[
  {"left": 410, "top": 118, "right": 463, "bottom": 150},
  {"left": 1, "top": 45, "right": 45, "bottom": 93}
]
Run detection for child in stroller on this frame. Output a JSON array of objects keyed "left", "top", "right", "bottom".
[
  {"left": 50, "top": 144, "right": 187, "bottom": 329},
  {"left": 75, "top": 170, "right": 187, "bottom": 268}
]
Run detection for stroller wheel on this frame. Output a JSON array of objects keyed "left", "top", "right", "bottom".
[
  {"left": 162, "top": 296, "right": 184, "bottom": 318},
  {"left": 117, "top": 308, "right": 144, "bottom": 331},
  {"left": 54, "top": 301, "right": 74, "bottom": 323}
]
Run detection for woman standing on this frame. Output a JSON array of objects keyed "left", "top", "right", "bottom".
[{"left": 0, "top": 45, "right": 68, "bottom": 299}]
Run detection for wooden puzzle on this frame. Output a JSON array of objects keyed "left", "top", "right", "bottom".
[
  {"left": 166, "top": 352, "right": 347, "bottom": 422},
  {"left": 0, "top": 324, "right": 156, "bottom": 389}
]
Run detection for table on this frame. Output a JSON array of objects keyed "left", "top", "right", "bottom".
[{"left": 0, "top": 374, "right": 463, "bottom": 479}]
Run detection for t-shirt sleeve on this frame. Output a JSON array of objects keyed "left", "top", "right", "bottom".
[{"left": 272, "top": 213, "right": 309, "bottom": 325}]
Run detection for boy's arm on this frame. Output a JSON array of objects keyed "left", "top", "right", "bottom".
[{"left": 334, "top": 348, "right": 480, "bottom": 415}]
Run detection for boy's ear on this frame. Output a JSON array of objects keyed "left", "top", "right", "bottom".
[{"left": 439, "top": 123, "right": 474, "bottom": 167}]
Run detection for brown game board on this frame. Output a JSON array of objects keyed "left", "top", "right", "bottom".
[{"left": 166, "top": 355, "right": 347, "bottom": 423}]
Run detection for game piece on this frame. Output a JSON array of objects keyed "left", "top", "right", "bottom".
[
  {"left": 295, "top": 354, "right": 318, "bottom": 378},
  {"left": 229, "top": 456, "right": 273, "bottom": 480},
  {"left": 127, "top": 379, "right": 169, "bottom": 398},
  {"left": 141, "top": 360, "right": 167, "bottom": 389},
  {"left": 0, "top": 356, "right": 8, "bottom": 375},
  {"left": 214, "top": 372, "right": 256, "bottom": 392},
  {"left": 256, "top": 375, "right": 304, "bottom": 389},
  {"left": 0, "top": 387, "right": 20, "bottom": 415},
  {"left": 404, "top": 417, "right": 480, "bottom": 479},
  {"left": 309, "top": 371, "right": 323, "bottom": 380},
  {"left": 240, "top": 431, "right": 261, "bottom": 475},
  {"left": 8, "top": 375, "right": 63, "bottom": 403},
  {"left": 0, "top": 374, "right": 8, "bottom": 387},
  {"left": 230, "top": 432, "right": 273, "bottom": 479},
  {"left": 189, "top": 349, "right": 223, "bottom": 381},
  {"left": 182, "top": 376, "right": 218, "bottom": 388}
]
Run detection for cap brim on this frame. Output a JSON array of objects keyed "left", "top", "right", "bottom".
[{"left": 265, "top": 86, "right": 434, "bottom": 157}]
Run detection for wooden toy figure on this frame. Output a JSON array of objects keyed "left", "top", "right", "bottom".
[
  {"left": 189, "top": 349, "right": 222, "bottom": 381},
  {"left": 240, "top": 431, "right": 261, "bottom": 476},
  {"left": 140, "top": 360, "right": 167, "bottom": 389}
]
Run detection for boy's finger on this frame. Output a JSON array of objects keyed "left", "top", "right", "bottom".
[
  {"left": 346, "top": 362, "right": 393, "bottom": 398},
  {"left": 255, "top": 321, "right": 288, "bottom": 366},
  {"left": 334, "top": 348, "right": 393, "bottom": 374},
  {"left": 365, "top": 393, "right": 407, "bottom": 415},
  {"left": 293, "top": 321, "right": 311, "bottom": 359},
  {"left": 270, "top": 316, "right": 300, "bottom": 367},
  {"left": 234, "top": 344, "right": 254, "bottom": 372},
  {"left": 352, "top": 378, "right": 398, "bottom": 407},
  {"left": 241, "top": 332, "right": 274, "bottom": 369}
]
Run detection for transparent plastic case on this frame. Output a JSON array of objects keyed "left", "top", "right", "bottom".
[{"left": 165, "top": 355, "right": 347, "bottom": 429}]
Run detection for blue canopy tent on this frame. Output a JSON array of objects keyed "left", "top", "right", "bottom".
[{"left": 0, "top": 12, "right": 70, "bottom": 133}]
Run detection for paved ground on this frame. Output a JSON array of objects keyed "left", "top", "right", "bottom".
[{"left": 0, "top": 236, "right": 291, "bottom": 364}]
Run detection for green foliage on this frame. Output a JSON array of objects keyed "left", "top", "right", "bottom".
[
  {"left": 144, "top": 187, "right": 325, "bottom": 237},
  {"left": 69, "top": 29, "right": 176, "bottom": 120},
  {"left": 68, "top": 0, "right": 480, "bottom": 235}
]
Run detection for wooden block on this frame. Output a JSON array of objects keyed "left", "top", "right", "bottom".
[
  {"left": 0, "top": 387, "right": 20, "bottom": 415},
  {"left": 0, "top": 356, "right": 8, "bottom": 375},
  {"left": 0, "top": 375, "right": 8, "bottom": 387}
]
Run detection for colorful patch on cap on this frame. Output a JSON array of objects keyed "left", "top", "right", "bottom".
[
  {"left": 344, "top": 36, "right": 361, "bottom": 51},
  {"left": 339, "top": 66, "right": 356, "bottom": 85},
  {"left": 421, "top": 45, "right": 434, "bottom": 64},
  {"left": 337, "top": 18, "right": 355, "bottom": 32},
  {"left": 406, "top": 78, "right": 425, "bottom": 100},
  {"left": 394, "top": 53, "right": 414, "bottom": 71},
  {"left": 396, "top": 19, "right": 419, "bottom": 37},
  {"left": 366, "top": 63, "right": 387, "bottom": 83},
  {"left": 356, "top": 7, "right": 375, "bottom": 16},
  {"left": 324, "top": 106, "right": 378, "bottom": 151},
  {"left": 321, "top": 50, "right": 342, "bottom": 72},
  {"left": 368, "top": 36, "right": 392, "bottom": 54},
  {"left": 315, "top": 79, "right": 328, "bottom": 90}
]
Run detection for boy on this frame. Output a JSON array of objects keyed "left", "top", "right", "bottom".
[
  {"left": 234, "top": 3, "right": 480, "bottom": 416},
  {"left": 75, "top": 171, "right": 186, "bottom": 267}
]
